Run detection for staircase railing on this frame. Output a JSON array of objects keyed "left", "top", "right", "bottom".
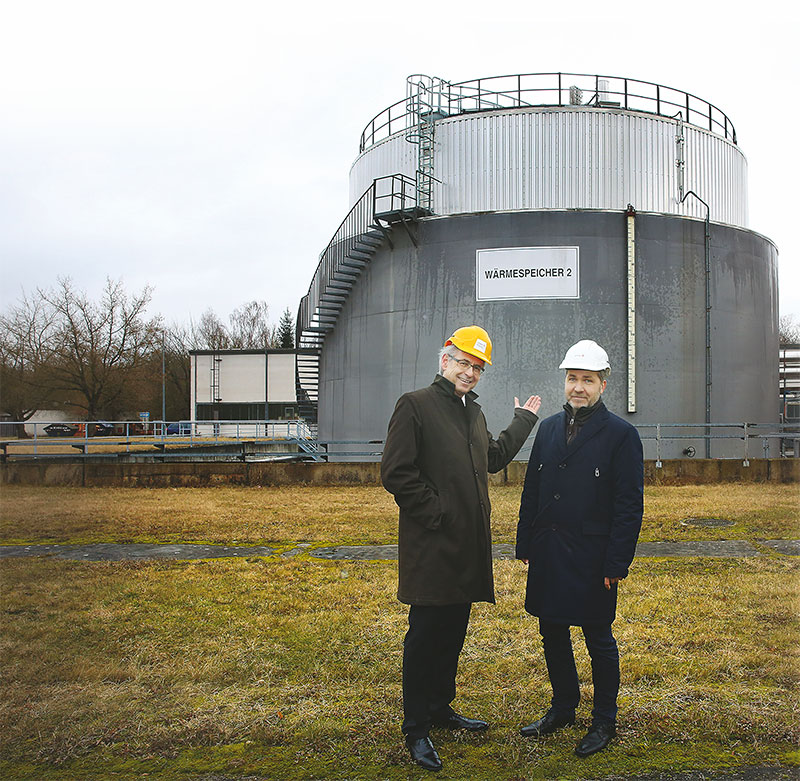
[{"left": 295, "top": 174, "right": 418, "bottom": 425}]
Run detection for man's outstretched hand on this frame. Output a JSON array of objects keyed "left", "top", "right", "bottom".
[{"left": 515, "top": 395, "right": 542, "bottom": 415}]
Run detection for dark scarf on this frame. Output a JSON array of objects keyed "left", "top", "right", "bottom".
[{"left": 564, "top": 400, "right": 605, "bottom": 445}]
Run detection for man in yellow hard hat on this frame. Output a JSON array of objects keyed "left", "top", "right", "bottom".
[{"left": 381, "top": 325, "right": 542, "bottom": 772}]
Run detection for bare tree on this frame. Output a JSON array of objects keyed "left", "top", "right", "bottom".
[
  {"left": 228, "top": 300, "right": 276, "bottom": 349},
  {"left": 41, "top": 277, "right": 162, "bottom": 419},
  {"left": 779, "top": 314, "right": 800, "bottom": 345},
  {"left": 0, "top": 292, "right": 59, "bottom": 435},
  {"left": 150, "top": 324, "right": 193, "bottom": 419},
  {"left": 189, "top": 309, "right": 231, "bottom": 350},
  {"left": 189, "top": 301, "right": 276, "bottom": 350}
]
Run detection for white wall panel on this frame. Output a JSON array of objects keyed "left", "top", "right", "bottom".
[
  {"left": 349, "top": 107, "right": 748, "bottom": 228},
  {"left": 193, "top": 354, "right": 213, "bottom": 403},
  {"left": 191, "top": 353, "right": 298, "bottom": 409},
  {"left": 267, "top": 353, "right": 297, "bottom": 402},
  {"left": 218, "top": 354, "right": 266, "bottom": 403}
]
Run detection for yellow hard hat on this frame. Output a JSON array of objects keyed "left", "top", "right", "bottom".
[{"left": 445, "top": 326, "right": 492, "bottom": 365}]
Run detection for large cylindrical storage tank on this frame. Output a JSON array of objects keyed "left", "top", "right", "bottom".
[{"left": 301, "top": 73, "right": 778, "bottom": 459}]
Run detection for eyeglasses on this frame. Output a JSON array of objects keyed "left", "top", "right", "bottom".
[{"left": 447, "top": 355, "right": 486, "bottom": 375}]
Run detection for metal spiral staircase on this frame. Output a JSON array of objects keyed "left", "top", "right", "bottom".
[{"left": 295, "top": 174, "right": 424, "bottom": 429}]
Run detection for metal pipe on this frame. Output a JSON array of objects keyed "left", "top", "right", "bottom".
[
  {"left": 625, "top": 204, "right": 637, "bottom": 413},
  {"left": 681, "top": 190, "right": 712, "bottom": 457},
  {"left": 161, "top": 330, "right": 166, "bottom": 423}
]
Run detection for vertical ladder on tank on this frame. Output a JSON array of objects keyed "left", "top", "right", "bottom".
[
  {"left": 416, "top": 111, "right": 436, "bottom": 212},
  {"left": 406, "top": 75, "right": 448, "bottom": 214}
]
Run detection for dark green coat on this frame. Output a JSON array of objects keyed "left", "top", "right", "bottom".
[{"left": 381, "top": 375, "right": 537, "bottom": 606}]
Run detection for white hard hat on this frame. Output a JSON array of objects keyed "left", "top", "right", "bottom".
[{"left": 559, "top": 340, "right": 610, "bottom": 371}]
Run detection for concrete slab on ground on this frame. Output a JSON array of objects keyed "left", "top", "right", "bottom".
[
  {"left": 0, "top": 542, "right": 274, "bottom": 561},
  {"left": 761, "top": 539, "right": 800, "bottom": 556},
  {"left": 2, "top": 540, "right": 798, "bottom": 561}
]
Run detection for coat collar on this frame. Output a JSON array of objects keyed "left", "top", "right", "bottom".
[
  {"left": 432, "top": 375, "right": 481, "bottom": 433},
  {"left": 559, "top": 401, "right": 609, "bottom": 457},
  {"left": 432, "top": 374, "right": 480, "bottom": 406}
]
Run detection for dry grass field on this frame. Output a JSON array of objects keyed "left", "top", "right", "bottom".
[
  {"left": 0, "top": 483, "right": 798, "bottom": 545},
  {"left": 0, "top": 483, "right": 798, "bottom": 780}
]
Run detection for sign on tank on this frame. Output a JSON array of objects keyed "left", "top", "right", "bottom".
[{"left": 476, "top": 246, "right": 580, "bottom": 300}]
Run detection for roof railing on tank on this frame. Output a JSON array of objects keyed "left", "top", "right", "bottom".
[{"left": 359, "top": 72, "right": 737, "bottom": 152}]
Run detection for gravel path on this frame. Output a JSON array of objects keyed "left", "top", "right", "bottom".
[{"left": 1, "top": 540, "right": 798, "bottom": 561}]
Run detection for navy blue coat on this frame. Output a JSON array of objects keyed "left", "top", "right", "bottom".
[{"left": 515, "top": 402, "right": 643, "bottom": 625}]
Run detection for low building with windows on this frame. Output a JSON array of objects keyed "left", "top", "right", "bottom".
[
  {"left": 189, "top": 349, "right": 300, "bottom": 436},
  {"left": 780, "top": 343, "right": 800, "bottom": 425}
]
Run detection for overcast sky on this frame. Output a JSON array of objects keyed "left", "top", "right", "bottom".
[{"left": 2, "top": 0, "right": 798, "bottom": 331}]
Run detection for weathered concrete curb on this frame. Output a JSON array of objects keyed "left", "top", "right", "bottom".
[
  {"left": 1, "top": 458, "right": 798, "bottom": 487},
  {"left": 2, "top": 540, "right": 798, "bottom": 562},
  {"left": 0, "top": 542, "right": 274, "bottom": 561}
]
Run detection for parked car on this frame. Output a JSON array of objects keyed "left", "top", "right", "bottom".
[
  {"left": 166, "top": 421, "right": 193, "bottom": 436},
  {"left": 90, "top": 421, "right": 115, "bottom": 436},
  {"left": 43, "top": 423, "right": 78, "bottom": 437}
]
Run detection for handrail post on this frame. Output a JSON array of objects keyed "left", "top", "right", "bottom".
[
  {"left": 743, "top": 422, "right": 750, "bottom": 466},
  {"left": 656, "top": 423, "right": 662, "bottom": 468}
]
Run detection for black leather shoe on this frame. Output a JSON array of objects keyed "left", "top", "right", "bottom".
[
  {"left": 432, "top": 712, "right": 489, "bottom": 731},
  {"left": 405, "top": 736, "right": 443, "bottom": 771},
  {"left": 575, "top": 722, "right": 616, "bottom": 757},
  {"left": 520, "top": 708, "right": 576, "bottom": 737}
]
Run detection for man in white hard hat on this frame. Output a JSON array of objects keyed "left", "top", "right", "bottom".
[
  {"left": 516, "top": 339, "right": 643, "bottom": 757},
  {"left": 382, "top": 325, "right": 541, "bottom": 772}
]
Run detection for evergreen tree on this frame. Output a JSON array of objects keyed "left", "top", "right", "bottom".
[{"left": 276, "top": 308, "right": 295, "bottom": 348}]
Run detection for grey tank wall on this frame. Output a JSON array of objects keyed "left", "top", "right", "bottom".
[{"left": 317, "top": 210, "right": 778, "bottom": 459}]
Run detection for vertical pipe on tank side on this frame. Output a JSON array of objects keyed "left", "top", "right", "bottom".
[
  {"left": 681, "top": 190, "right": 712, "bottom": 457},
  {"left": 703, "top": 211, "right": 711, "bottom": 458},
  {"left": 625, "top": 204, "right": 637, "bottom": 413}
]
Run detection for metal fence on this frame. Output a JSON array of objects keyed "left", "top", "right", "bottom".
[
  {"left": 633, "top": 422, "right": 799, "bottom": 465},
  {"left": 1, "top": 421, "right": 797, "bottom": 463},
  {"left": 360, "top": 72, "right": 737, "bottom": 152},
  {"left": 1, "top": 420, "right": 317, "bottom": 460}
]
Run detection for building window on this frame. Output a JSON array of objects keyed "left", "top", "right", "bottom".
[
  {"left": 195, "top": 403, "right": 299, "bottom": 421},
  {"left": 196, "top": 403, "right": 265, "bottom": 421},
  {"left": 268, "top": 403, "right": 297, "bottom": 420}
]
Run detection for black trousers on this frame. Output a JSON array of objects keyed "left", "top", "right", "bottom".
[
  {"left": 539, "top": 618, "right": 620, "bottom": 725},
  {"left": 402, "top": 603, "right": 472, "bottom": 738}
]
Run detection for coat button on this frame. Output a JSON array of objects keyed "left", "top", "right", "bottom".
[
  {"left": 559, "top": 463, "right": 566, "bottom": 469},
  {"left": 554, "top": 493, "right": 560, "bottom": 500}
]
